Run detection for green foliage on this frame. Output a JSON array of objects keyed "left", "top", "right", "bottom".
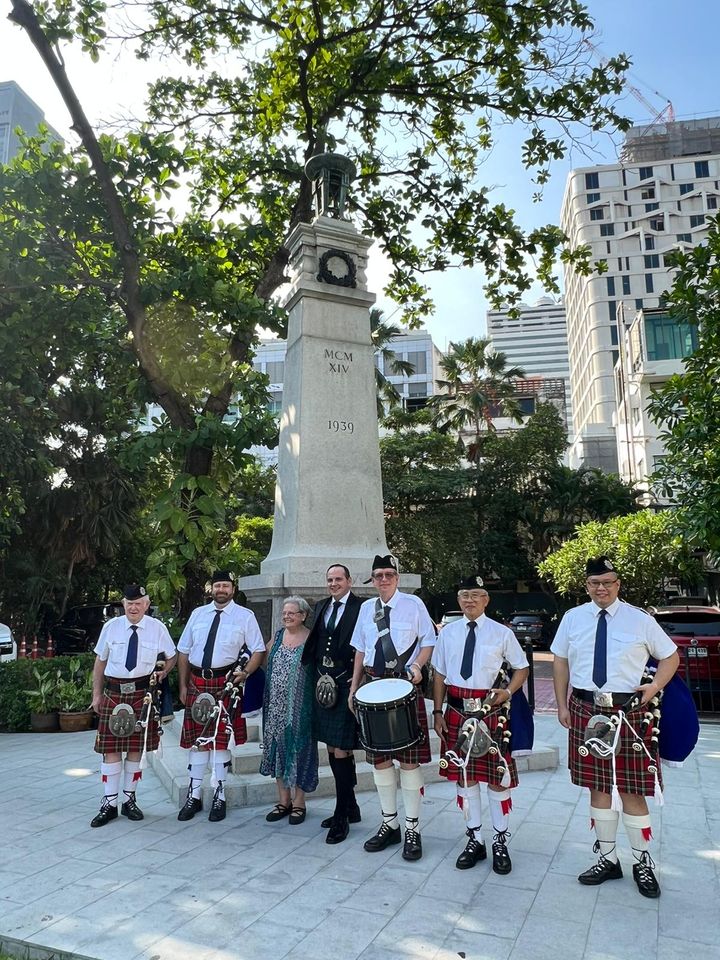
[
  {"left": 647, "top": 218, "right": 720, "bottom": 560},
  {"left": 220, "top": 516, "right": 274, "bottom": 578},
  {"left": 0, "top": 654, "right": 95, "bottom": 730},
  {"left": 23, "top": 664, "right": 63, "bottom": 713},
  {"left": 538, "top": 511, "right": 702, "bottom": 607}
]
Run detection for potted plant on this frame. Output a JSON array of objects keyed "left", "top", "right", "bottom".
[
  {"left": 24, "top": 666, "right": 61, "bottom": 732},
  {"left": 57, "top": 658, "right": 95, "bottom": 732}
]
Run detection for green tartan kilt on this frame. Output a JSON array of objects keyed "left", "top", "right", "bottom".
[{"left": 312, "top": 671, "right": 360, "bottom": 750}]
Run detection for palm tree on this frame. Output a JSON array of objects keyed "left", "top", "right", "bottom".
[
  {"left": 428, "top": 337, "right": 526, "bottom": 458},
  {"left": 370, "top": 309, "right": 415, "bottom": 417}
]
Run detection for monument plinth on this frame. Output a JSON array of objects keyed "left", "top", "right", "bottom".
[{"left": 241, "top": 155, "right": 419, "bottom": 633}]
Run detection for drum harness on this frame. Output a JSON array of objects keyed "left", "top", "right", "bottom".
[
  {"left": 439, "top": 662, "right": 514, "bottom": 807},
  {"left": 191, "top": 647, "right": 251, "bottom": 786},
  {"left": 578, "top": 669, "right": 664, "bottom": 810},
  {"left": 370, "top": 599, "right": 414, "bottom": 678}
]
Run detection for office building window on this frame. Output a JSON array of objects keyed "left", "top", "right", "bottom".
[
  {"left": 641, "top": 187, "right": 655, "bottom": 200},
  {"left": 622, "top": 275, "right": 631, "bottom": 295},
  {"left": 635, "top": 299, "right": 644, "bottom": 310},
  {"left": 585, "top": 172, "right": 600, "bottom": 189},
  {"left": 695, "top": 160, "right": 710, "bottom": 178},
  {"left": 267, "top": 391, "right": 283, "bottom": 414},
  {"left": 649, "top": 216, "right": 665, "bottom": 231},
  {"left": 708, "top": 196, "right": 718, "bottom": 209},
  {"left": 676, "top": 233, "right": 692, "bottom": 242},
  {"left": 679, "top": 182, "right": 694, "bottom": 195},
  {"left": 639, "top": 166, "right": 653, "bottom": 180},
  {"left": 406, "top": 350, "right": 427, "bottom": 375},
  {"left": 408, "top": 381, "right": 428, "bottom": 398},
  {"left": 645, "top": 274, "right": 654, "bottom": 293},
  {"left": 644, "top": 312, "right": 698, "bottom": 361},
  {"left": 644, "top": 254, "right": 660, "bottom": 269},
  {"left": 586, "top": 192, "right": 600, "bottom": 204},
  {"left": 690, "top": 214, "right": 705, "bottom": 228},
  {"left": 610, "top": 325, "right": 618, "bottom": 345},
  {"left": 644, "top": 235, "right": 655, "bottom": 250},
  {"left": 600, "top": 223, "right": 615, "bottom": 236},
  {"left": 606, "top": 241, "right": 612, "bottom": 254},
  {"left": 645, "top": 202, "right": 659, "bottom": 212},
  {"left": 265, "top": 360, "right": 285, "bottom": 383},
  {"left": 608, "top": 300, "right": 617, "bottom": 323},
  {"left": 612, "top": 349, "right": 619, "bottom": 368},
  {"left": 606, "top": 277, "right": 616, "bottom": 296},
  {"left": 590, "top": 207, "right": 604, "bottom": 221}
]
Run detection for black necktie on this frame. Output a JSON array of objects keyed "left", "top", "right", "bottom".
[
  {"left": 460, "top": 621, "right": 476, "bottom": 681},
  {"left": 125, "top": 625, "right": 138, "bottom": 672},
  {"left": 326, "top": 600, "right": 341, "bottom": 634},
  {"left": 593, "top": 609, "right": 608, "bottom": 689},
  {"left": 201, "top": 610, "right": 222, "bottom": 669},
  {"left": 373, "top": 605, "right": 392, "bottom": 673}
]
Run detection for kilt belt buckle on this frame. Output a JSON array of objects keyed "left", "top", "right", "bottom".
[
  {"left": 463, "top": 697, "right": 484, "bottom": 713},
  {"left": 322, "top": 656, "right": 336, "bottom": 669},
  {"left": 201, "top": 668, "right": 215, "bottom": 680},
  {"left": 593, "top": 691, "right": 615, "bottom": 708},
  {"left": 119, "top": 681, "right": 137, "bottom": 694}
]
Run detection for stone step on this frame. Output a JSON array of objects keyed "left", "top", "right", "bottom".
[{"left": 147, "top": 708, "right": 559, "bottom": 810}]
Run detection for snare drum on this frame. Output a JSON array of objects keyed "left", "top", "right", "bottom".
[{"left": 354, "top": 678, "right": 421, "bottom": 753}]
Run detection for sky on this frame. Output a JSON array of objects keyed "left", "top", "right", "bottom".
[{"left": 2, "top": 0, "right": 720, "bottom": 350}]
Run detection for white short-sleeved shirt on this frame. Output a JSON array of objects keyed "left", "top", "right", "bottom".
[
  {"left": 433, "top": 614, "right": 529, "bottom": 688},
  {"left": 177, "top": 600, "right": 265, "bottom": 668},
  {"left": 94, "top": 615, "right": 176, "bottom": 679},
  {"left": 351, "top": 590, "right": 435, "bottom": 667},
  {"left": 550, "top": 599, "right": 677, "bottom": 691}
]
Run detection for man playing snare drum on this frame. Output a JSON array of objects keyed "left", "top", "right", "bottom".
[
  {"left": 350, "top": 554, "right": 435, "bottom": 861},
  {"left": 433, "top": 577, "right": 529, "bottom": 874},
  {"left": 90, "top": 584, "right": 176, "bottom": 828}
]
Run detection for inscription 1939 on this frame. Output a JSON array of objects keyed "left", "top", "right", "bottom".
[{"left": 328, "top": 420, "right": 354, "bottom": 434}]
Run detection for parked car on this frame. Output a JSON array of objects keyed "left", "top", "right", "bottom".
[
  {"left": 0, "top": 622, "right": 17, "bottom": 663},
  {"left": 50, "top": 602, "right": 124, "bottom": 655},
  {"left": 648, "top": 605, "right": 720, "bottom": 690},
  {"left": 508, "top": 612, "right": 555, "bottom": 650},
  {"left": 438, "top": 610, "right": 463, "bottom": 630}
]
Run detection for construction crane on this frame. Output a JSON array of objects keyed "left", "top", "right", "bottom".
[{"left": 583, "top": 38, "right": 675, "bottom": 126}]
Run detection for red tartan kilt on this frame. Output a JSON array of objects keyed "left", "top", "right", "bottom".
[
  {"left": 568, "top": 693, "right": 662, "bottom": 796},
  {"left": 438, "top": 685, "right": 519, "bottom": 788},
  {"left": 180, "top": 675, "right": 247, "bottom": 750},
  {"left": 94, "top": 686, "right": 160, "bottom": 755},
  {"left": 364, "top": 693, "right": 432, "bottom": 766}
]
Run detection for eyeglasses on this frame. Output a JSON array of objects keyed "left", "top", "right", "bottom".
[
  {"left": 282, "top": 609, "right": 304, "bottom": 617},
  {"left": 373, "top": 572, "right": 397, "bottom": 581},
  {"left": 458, "top": 591, "right": 488, "bottom": 601},
  {"left": 586, "top": 578, "right": 619, "bottom": 588}
]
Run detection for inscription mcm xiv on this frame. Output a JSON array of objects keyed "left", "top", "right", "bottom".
[{"left": 325, "top": 347, "right": 353, "bottom": 375}]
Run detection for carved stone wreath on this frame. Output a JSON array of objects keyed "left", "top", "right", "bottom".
[{"left": 317, "top": 249, "right": 357, "bottom": 288}]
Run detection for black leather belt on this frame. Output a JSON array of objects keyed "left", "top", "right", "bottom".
[
  {"left": 190, "top": 661, "right": 238, "bottom": 680},
  {"left": 573, "top": 689, "right": 635, "bottom": 707},
  {"left": 105, "top": 675, "right": 151, "bottom": 693}
]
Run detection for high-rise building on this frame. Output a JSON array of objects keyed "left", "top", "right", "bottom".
[
  {"left": 486, "top": 297, "right": 573, "bottom": 447},
  {"left": 561, "top": 117, "right": 720, "bottom": 472},
  {"left": 0, "top": 81, "right": 60, "bottom": 164}
]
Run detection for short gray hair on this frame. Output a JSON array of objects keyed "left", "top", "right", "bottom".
[{"left": 283, "top": 595, "right": 311, "bottom": 617}]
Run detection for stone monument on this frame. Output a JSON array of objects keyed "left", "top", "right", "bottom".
[{"left": 240, "top": 154, "right": 418, "bottom": 634}]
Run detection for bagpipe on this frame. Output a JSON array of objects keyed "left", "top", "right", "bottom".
[
  {"left": 190, "top": 648, "right": 251, "bottom": 752},
  {"left": 138, "top": 654, "right": 166, "bottom": 769},
  {"left": 579, "top": 675, "right": 658, "bottom": 761}
]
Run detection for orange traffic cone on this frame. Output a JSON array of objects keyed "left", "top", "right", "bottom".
[
  {"left": 30, "top": 636, "right": 40, "bottom": 659},
  {"left": 45, "top": 634, "right": 55, "bottom": 658},
  {"left": 18, "top": 635, "right": 27, "bottom": 658}
]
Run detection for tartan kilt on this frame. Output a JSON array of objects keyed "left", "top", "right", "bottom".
[
  {"left": 312, "top": 672, "right": 360, "bottom": 750},
  {"left": 438, "top": 685, "right": 519, "bottom": 788},
  {"left": 180, "top": 674, "right": 247, "bottom": 751},
  {"left": 94, "top": 684, "right": 159, "bottom": 755},
  {"left": 568, "top": 693, "right": 662, "bottom": 796},
  {"left": 363, "top": 689, "right": 432, "bottom": 766}
]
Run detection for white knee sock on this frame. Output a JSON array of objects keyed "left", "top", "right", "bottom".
[
  {"left": 457, "top": 784, "right": 483, "bottom": 838},
  {"left": 188, "top": 752, "right": 210, "bottom": 799},
  {"left": 399, "top": 766, "right": 424, "bottom": 831},
  {"left": 622, "top": 812, "right": 653, "bottom": 863},
  {"left": 488, "top": 788, "right": 512, "bottom": 833},
  {"left": 214, "top": 749, "right": 231, "bottom": 798},
  {"left": 591, "top": 805, "right": 620, "bottom": 863},
  {"left": 101, "top": 760, "right": 122, "bottom": 806},
  {"left": 123, "top": 760, "right": 142, "bottom": 800},
  {"left": 373, "top": 766, "right": 398, "bottom": 828}
]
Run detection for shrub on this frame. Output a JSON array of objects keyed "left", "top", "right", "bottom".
[{"left": 0, "top": 654, "right": 95, "bottom": 731}]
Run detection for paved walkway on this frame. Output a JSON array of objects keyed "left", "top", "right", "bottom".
[{"left": 1, "top": 716, "right": 719, "bottom": 960}]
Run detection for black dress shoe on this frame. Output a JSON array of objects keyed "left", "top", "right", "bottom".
[
  {"left": 402, "top": 828, "right": 423, "bottom": 861},
  {"left": 208, "top": 791, "right": 226, "bottom": 822},
  {"left": 177, "top": 794, "right": 203, "bottom": 822},
  {"left": 326, "top": 817, "right": 349, "bottom": 845},
  {"left": 321, "top": 802, "right": 361, "bottom": 829},
  {"left": 121, "top": 795, "right": 144, "bottom": 821},
  {"left": 492, "top": 831, "right": 512, "bottom": 875},
  {"left": 455, "top": 829, "right": 487, "bottom": 870},
  {"left": 578, "top": 856, "right": 623, "bottom": 885},
  {"left": 632, "top": 852, "right": 660, "bottom": 898},
  {"left": 91, "top": 799, "right": 119, "bottom": 828},
  {"left": 363, "top": 821, "right": 402, "bottom": 852}
]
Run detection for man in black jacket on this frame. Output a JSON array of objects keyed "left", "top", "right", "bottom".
[{"left": 303, "top": 563, "right": 363, "bottom": 843}]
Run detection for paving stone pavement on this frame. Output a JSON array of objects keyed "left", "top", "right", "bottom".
[{"left": 1, "top": 716, "right": 719, "bottom": 960}]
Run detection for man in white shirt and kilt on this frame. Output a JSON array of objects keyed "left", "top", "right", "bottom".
[
  {"left": 176, "top": 570, "right": 265, "bottom": 823},
  {"left": 90, "top": 584, "right": 177, "bottom": 828},
  {"left": 302, "top": 563, "right": 363, "bottom": 844},
  {"left": 350, "top": 554, "right": 436, "bottom": 861},
  {"left": 433, "top": 576, "right": 529, "bottom": 874},
  {"left": 552, "top": 556, "right": 679, "bottom": 898}
]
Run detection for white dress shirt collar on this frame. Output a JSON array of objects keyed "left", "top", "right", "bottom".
[{"left": 590, "top": 598, "right": 622, "bottom": 618}]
